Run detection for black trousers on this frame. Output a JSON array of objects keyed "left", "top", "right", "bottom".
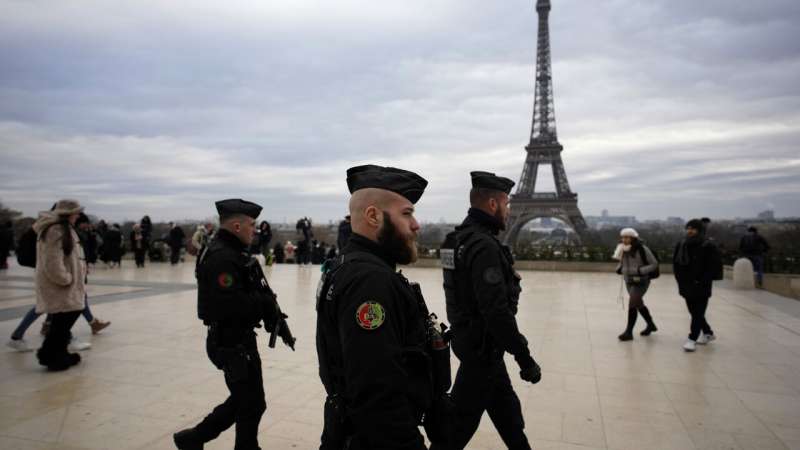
[
  {"left": 170, "top": 246, "right": 181, "bottom": 264},
  {"left": 134, "top": 249, "right": 146, "bottom": 267},
  {"left": 193, "top": 334, "right": 266, "bottom": 450},
  {"left": 37, "top": 310, "right": 81, "bottom": 367},
  {"left": 683, "top": 295, "right": 713, "bottom": 341},
  {"left": 450, "top": 357, "right": 530, "bottom": 450}
]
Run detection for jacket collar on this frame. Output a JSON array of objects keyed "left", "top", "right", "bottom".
[
  {"left": 459, "top": 207, "right": 503, "bottom": 235},
  {"left": 216, "top": 229, "right": 247, "bottom": 252},
  {"left": 345, "top": 233, "right": 396, "bottom": 269}
]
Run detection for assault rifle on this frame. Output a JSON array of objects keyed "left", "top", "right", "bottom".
[{"left": 245, "top": 258, "right": 296, "bottom": 351}]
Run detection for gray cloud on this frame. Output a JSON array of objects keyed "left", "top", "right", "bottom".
[{"left": 1, "top": 0, "right": 798, "bottom": 223}]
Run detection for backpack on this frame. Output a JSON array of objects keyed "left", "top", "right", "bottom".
[
  {"left": 706, "top": 241, "right": 724, "bottom": 281},
  {"left": 637, "top": 245, "right": 660, "bottom": 279},
  {"left": 16, "top": 227, "right": 38, "bottom": 268}
]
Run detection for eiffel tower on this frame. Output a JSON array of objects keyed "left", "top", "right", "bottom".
[{"left": 503, "top": 0, "right": 587, "bottom": 247}]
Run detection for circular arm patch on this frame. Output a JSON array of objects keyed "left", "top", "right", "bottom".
[
  {"left": 218, "top": 273, "right": 234, "bottom": 288},
  {"left": 355, "top": 301, "right": 386, "bottom": 330}
]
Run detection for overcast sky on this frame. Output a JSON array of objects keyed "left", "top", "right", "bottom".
[{"left": 1, "top": 0, "right": 798, "bottom": 224}]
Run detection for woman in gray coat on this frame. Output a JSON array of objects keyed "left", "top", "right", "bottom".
[{"left": 614, "top": 228, "right": 659, "bottom": 341}]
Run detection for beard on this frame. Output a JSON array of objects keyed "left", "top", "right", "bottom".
[
  {"left": 377, "top": 212, "right": 418, "bottom": 264},
  {"left": 494, "top": 208, "right": 507, "bottom": 231}
]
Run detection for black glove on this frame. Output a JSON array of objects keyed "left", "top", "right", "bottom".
[{"left": 515, "top": 353, "right": 542, "bottom": 384}]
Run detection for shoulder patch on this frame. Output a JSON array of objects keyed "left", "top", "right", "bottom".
[
  {"left": 483, "top": 266, "right": 503, "bottom": 285},
  {"left": 355, "top": 301, "right": 386, "bottom": 330},
  {"left": 217, "top": 273, "right": 234, "bottom": 288}
]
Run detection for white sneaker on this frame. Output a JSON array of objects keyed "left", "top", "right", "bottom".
[
  {"left": 697, "top": 333, "right": 716, "bottom": 345},
  {"left": 683, "top": 339, "right": 697, "bottom": 352},
  {"left": 68, "top": 338, "right": 91, "bottom": 352},
  {"left": 6, "top": 339, "right": 33, "bottom": 352}
]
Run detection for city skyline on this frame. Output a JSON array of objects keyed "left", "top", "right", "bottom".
[{"left": 1, "top": 0, "right": 798, "bottom": 223}]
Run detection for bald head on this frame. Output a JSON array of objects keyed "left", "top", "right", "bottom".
[{"left": 349, "top": 188, "right": 416, "bottom": 242}]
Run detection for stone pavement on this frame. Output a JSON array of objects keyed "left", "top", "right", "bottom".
[{"left": 1, "top": 261, "right": 799, "bottom": 450}]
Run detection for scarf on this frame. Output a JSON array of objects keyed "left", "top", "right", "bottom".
[{"left": 675, "top": 235, "right": 703, "bottom": 266}]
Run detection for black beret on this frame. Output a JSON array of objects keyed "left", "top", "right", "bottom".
[
  {"left": 346, "top": 164, "right": 428, "bottom": 204},
  {"left": 470, "top": 171, "right": 515, "bottom": 194},
  {"left": 215, "top": 199, "right": 263, "bottom": 219}
]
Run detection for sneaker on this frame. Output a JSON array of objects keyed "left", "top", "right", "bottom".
[
  {"left": 68, "top": 338, "right": 91, "bottom": 352},
  {"left": 7, "top": 339, "right": 33, "bottom": 352},
  {"left": 683, "top": 339, "right": 697, "bottom": 352},
  {"left": 90, "top": 318, "right": 111, "bottom": 335},
  {"left": 697, "top": 333, "right": 715, "bottom": 345}
]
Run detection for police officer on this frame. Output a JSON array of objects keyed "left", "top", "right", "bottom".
[
  {"left": 316, "top": 165, "right": 449, "bottom": 450},
  {"left": 441, "top": 172, "right": 541, "bottom": 450},
  {"left": 174, "top": 199, "right": 286, "bottom": 450}
]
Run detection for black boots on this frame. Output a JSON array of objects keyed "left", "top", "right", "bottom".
[
  {"left": 173, "top": 429, "right": 203, "bottom": 450},
  {"left": 639, "top": 306, "right": 658, "bottom": 336},
  {"left": 618, "top": 308, "right": 637, "bottom": 341}
]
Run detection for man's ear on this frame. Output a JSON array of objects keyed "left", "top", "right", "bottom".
[
  {"left": 487, "top": 196, "right": 498, "bottom": 214},
  {"left": 364, "top": 205, "right": 382, "bottom": 228}
]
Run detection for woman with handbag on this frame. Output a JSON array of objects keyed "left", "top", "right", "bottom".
[{"left": 614, "top": 228, "right": 659, "bottom": 341}]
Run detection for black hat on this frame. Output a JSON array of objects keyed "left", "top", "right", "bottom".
[
  {"left": 215, "top": 199, "right": 263, "bottom": 219},
  {"left": 685, "top": 218, "right": 704, "bottom": 230},
  {"left": 346, "top": 164, "right": 428, "bottom": 204},
  {"left": 470, "top": 171, "right": 515, "bottom": 194}
]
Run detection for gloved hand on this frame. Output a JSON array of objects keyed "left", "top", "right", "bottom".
[{"left": 515, "top": 353, "right": 542, "bottom": 384}]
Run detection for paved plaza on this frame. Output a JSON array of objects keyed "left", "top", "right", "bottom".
[{"left": 1, "top": 261, "right": 800, "bottom": 450}]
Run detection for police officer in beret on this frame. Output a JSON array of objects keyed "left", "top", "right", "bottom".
[
  {"left": 175, "top": 199, "right": 279, "bottom": 450},
  {"left": 316, "top": 165, "right": 450, "bottom": 450},
  {"left": 441, "top": 172, "right": 541, "bottom": 450}
]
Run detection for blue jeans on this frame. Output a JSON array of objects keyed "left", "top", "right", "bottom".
[
  {"left": 747, "top": 256, "right": 764, "bottom": 286},
  {"left": 11, "top": 295, "right": 94, "bottom": 340}
]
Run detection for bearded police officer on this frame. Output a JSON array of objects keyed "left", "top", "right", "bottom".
[
  {"left": 175, "top": 199, "right": 294, "bottom": 450},
  {"left": 441, "top": 172, "right": 541, "bottom": 450},
  {"left": 316, "top": 165, "right": 451, "bottom": 450}
]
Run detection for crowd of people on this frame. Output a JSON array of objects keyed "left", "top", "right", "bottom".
[{"left": 0, "top": 168, "right": 778, "bottom": 449}]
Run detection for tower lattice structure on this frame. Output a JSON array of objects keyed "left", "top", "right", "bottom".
[{"left": 502, "top": 0, "right": 587, "bottom": 247}]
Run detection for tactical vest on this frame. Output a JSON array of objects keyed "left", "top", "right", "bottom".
[
  {"left": 316, "top": 252, "right": 450, "bottom": 419},
  {"left": 440, "top": 227, "right": 522, "bottom": 334}
]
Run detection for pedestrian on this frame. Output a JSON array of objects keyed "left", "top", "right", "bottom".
[
  {"left": 337, "top": 214, "right": 352, "bottom": 250},
  {"left": 316, "top": 164, "right": 449, "bottom": 449},
  {"left": 257, "top": 220, "right": 272, "bottom": 259},
  {"left": 674, "top": 218, "right": 717, "bottom": 352},
  {"left": 284, "top": 240, "right": 296, "bottom": 263},
  {"left": 273, "top": 242, "right": 285, "bottom": 264},
  {"left": 76, "top": 215, "right": 99, "bottom": 266},
  {"left": 32, "top": 199, "right": 88, "bottom": 370},
  {"left": 440, "top": 171, "right": 541, "bottom": 450},
  {"left": 173, "top": 199, "right": 295, "bottom": 450},
  {"left": 613, "top": 228, "right": 658, "bottom": 341},
  {"left": 131, "top": 224, "right": 147, "bottom": 267},
  {"left": 0, "top": 220, "right": 14, "bottom": 269},
  {"left": 96, "top": 219, "right": 108, "bottom": 265},
  {"left": 190, "top": 224, "right": 209, "bottom": 256},
  {"left": 104, "top": 224, "right": 123, "bottom": 268},
  {"left": 140, "top": 215, "right": 153, "bottom": 258},
  {"left": 168, "top": 222, "right": 185, "bottom": 265},
  {"left": 739, "top": 226, "right": 770, "bottom": 287}
]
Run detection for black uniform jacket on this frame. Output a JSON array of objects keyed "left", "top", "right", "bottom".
[
  {"left": 448, "top": 208, "right": 530, "bottom": 362},
  {"left": 197, "top": 229, "right": 262, "bottom": 336},
  {"left": 317, "top": 233, "right": 428, "bottom": 450}
]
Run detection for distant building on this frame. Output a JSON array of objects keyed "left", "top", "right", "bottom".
[
  {"left": 666, "top": 217, "right": 685, "bottom": 226},
  {"left": 757, "top": 210, "right": 775, "bottom": 221},
  {"left": 585, "top": 210, "right": 637, "bottom": 230}
]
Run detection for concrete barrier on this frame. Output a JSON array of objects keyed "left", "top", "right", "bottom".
[{"left": 733, "top": 258, "right": 755, "bottom": 290}]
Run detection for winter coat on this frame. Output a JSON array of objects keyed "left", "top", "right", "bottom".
[
  {"left": 191, "top": 227, "right": 207, "bottom": 251},
  {"left": 673, "top": 238, "right": 715, "bottom": 299},
  {"left": 33, "top": 214, "right": 86, "bottom": 314},
  {"left": 168, "top": 226, "right": 186, "bottom": 249},
  {"left": 104, "top": 228, "right": 123, "bottom": 262},
  {"left": 616, "top": 243, "right": 658, "bottom": 283}
]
